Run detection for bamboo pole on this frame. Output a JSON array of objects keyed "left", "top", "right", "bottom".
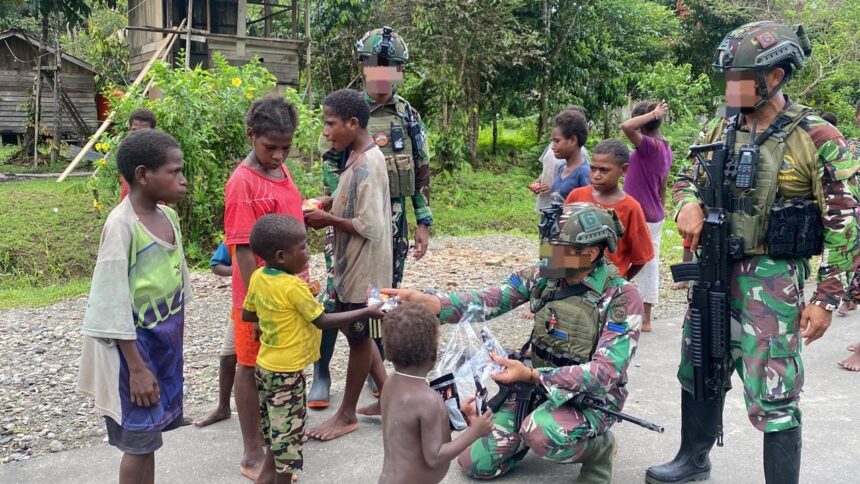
[{"left": 57, "top": 18, "right": 187, "bottom": 182}]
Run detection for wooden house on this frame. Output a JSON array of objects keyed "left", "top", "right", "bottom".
[
  {"left": 126, "top": 0, "right": 305, "bottom": 88},
  {"left": 0, "top": 29, "right": 97, "bottom": 144}
]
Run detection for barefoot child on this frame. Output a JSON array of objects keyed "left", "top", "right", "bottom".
[
  {"left": 378, "top": 304, "right": 494, "bottom": 484},
  {"left": 77, "top": 129, "right": 191, "bottom": 484},
  {"left": 565, "top": 139, "right": 654, "bottom": 299},
  {"left": 194, "top": 242, "right": 236, "bottom": 427},
  {"left": 303, "top": 89, "right": 392, "bottom": 441},
  {"left": 242, "top": 214, "right": 384, "bottom": 482},
  {"left": 225, "top": 96, "right": 307, "bottom": 478}
]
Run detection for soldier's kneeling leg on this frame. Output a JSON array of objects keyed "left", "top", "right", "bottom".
[
  {"left": 521, "top": 401, "right": 599, "bottom": 463},
  {"left": 457, "top": 398, "right": 528, "bottom": 479}
]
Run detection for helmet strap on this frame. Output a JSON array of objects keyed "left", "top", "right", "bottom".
[{"left": 752, "top": 68, "right": 789, "bottom": 112}]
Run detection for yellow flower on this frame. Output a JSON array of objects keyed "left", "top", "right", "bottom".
[
  {"left": 97, "top": 158, "right": 108, "bottom": 168},
  {"left": 245, "top": 89, "right": 255, "bottom": 100},
  {"left": 231, "top": 77, "right": 242, "bottom": 88},
  {"left": 92, "top": 199, "right": 102, "bottom": 211}
]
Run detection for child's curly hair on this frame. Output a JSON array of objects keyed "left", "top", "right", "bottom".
[
  {"left": 246, "top": 95, "right": 299, "bottom": 138},
  {"left": 382, "top": 303, "right": 439, "bottom": 368}
]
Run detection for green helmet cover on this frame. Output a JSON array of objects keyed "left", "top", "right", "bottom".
[
  {"left": 551, "top": 203, "right": 624, "bottom": 253},
  {"left": 713, "top": 21, "right": 811, "bottom": 73},
  {"left": 355, "top": 26, "right": 409, "bottom": 65}
]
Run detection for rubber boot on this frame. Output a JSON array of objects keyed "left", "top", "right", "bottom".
[
  {"left": 645, "top": 391, "right": 721, "bottom": 483},
  {"left": 577, "top": 431, "right": 615, "bottom": 484},
  {"left": 763, "top": 426, "right": 801, "bottom": 484},
  {"left": 307, "top": 328, "right": 337, "bottom": 409}
]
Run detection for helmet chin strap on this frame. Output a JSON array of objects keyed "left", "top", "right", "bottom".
[{"left": 752, "top": 69, "right": 789, "bottom": 112}]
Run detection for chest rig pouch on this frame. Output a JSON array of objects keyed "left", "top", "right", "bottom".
[
  {"left": 528, "top": 270, "right": 614, "bottom": 368},
  {"left": 368, "top": 101, "right": 416, "bottom": 198},
  {"left": 711, "top": 104, "right": 817, "bottom": 257}
]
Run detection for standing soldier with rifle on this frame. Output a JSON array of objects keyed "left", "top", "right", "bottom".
[
  {"left": 647, "top": 21, "right": 860, "bottom": 484},
  {"left": 388, "top": 202, "right": 662, "bottom": 483}
]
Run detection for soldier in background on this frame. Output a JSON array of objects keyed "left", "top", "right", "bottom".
[{"left": 308, "top": 26, "right": 433, "bottom": 411}]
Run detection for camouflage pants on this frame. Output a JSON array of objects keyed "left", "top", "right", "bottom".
[
  {"left": 843, "top": 269, "right": 860, "bottom": 302},
  {"left": 321, "top": 197, "right": 409, "bottom": 312},
  {"left": 678, "top": 255, "right": 805, "bottom": 433},
  {"left": 256, "top": 367, "right": 307, "bottom": 474},
  {"left": 457, "top": 395, "right": 613, "bottom": 479}
]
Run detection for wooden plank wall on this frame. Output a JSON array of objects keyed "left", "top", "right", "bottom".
[
  {"left": 128, "top": 0, "right": 166, "bottom": 78},
  {"left": 208, "top": 37, "right": 300, "bottom": 87},
  {"left": 0, "top": 36, "right": 97, "bottom": 135}
]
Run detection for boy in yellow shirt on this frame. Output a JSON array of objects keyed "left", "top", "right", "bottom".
[{"left": 242, "top": 214, "right": 384, "bottom": 483}]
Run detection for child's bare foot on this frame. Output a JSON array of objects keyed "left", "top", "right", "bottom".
[
  {"left": 672, "top": 281, "right": 690, "bottom": 291},
  {"left": 239, "top": 458, "right": 264, "bottom": 481},
  {"left": 838, "top": 343, "right": 860, "bottom": 371},
  {"left": 306, "top": 413, "right": 358, "bottom": 441},
  {"left": 194, "top": 406, "right": 231, "bottom": 427},
  {"left": 357, "top": 401, "right": 381, "bottom": 416},
  {"left": 837, "top": 300, "right": 856, "bottom": 316},
  {"left": 642, "top": 320, "right": 652, "bottom": 333}
]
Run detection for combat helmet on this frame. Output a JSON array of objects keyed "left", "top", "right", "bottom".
[
  {"left": 355, "top": 26, "right": 409, "bottom": 65},
  {"left": 552, "top": 202, "right": 624, "bottom": 253},
  {"left": 713, "top": 21, "right": 812, "bottom": 109}
]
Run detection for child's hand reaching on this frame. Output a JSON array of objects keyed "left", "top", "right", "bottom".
[
  {"left": 367, "top": 302, "right": 386, "bottom": 319},
  {"left": 460, "top": 396, "right": 478, "bottom": 422},
  {"left": 471, "top": 408, "right": 494, "bottom": 437}
]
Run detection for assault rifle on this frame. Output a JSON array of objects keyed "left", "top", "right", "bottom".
[
  {"left": 488, "top": 348, "right": 664, "bottom": 434},
  {"left": 669, "top": 132, "right": 741, "bottom": 446}
]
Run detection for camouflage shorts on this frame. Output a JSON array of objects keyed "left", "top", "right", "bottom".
[
  {"left": 678, "top": 255, "right": 806, "bottom": 432},
  {"left": 256, "top": 367, "right": 306, "bottom": 474}
]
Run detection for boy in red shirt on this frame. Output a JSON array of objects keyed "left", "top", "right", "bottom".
[{"left": 565, "top": 139, "right": 653, "bottom": 280}]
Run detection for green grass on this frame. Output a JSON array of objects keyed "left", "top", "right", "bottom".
[
  {"left": 0, "top": 179, "right": 106, "bottom": 307},
  {"left": 426, "top": 165, "right": 538, "bottom": 236},
  {"left": 0, "top": 279, "right": 91, "bottom": 309}
]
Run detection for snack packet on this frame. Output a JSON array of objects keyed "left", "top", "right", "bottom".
[
  {"left": 367, "top": 285, "right": 400, "bottom": 312},
  {"left": 429, "top": 305, "right": 507, "bottom": 405},
  {"left": 302, "top": 198, "right": 323, "bottom": 211}
]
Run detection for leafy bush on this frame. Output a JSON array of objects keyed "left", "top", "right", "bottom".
[{"left": 90, "top": 53, "right": 322, "bottom": 264}]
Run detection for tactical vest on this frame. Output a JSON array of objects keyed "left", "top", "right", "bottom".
[
  {"left": 705, "top": 103, "right": 813, "bottom": 256},
  {"left": 529, "top": 265, "right": 617, "bottom": 368},
  {"left": 367, "top": 97, "right": 416, "bottom": 198}
]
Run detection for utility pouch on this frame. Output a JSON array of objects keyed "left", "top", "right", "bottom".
[{"left": 767, "top": 197, "right": 823, "bottom": 258}]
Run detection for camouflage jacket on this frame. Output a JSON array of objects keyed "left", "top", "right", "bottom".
[
  {"left": 438, "top": 262, "right": 643, "bottom": 411},
  {"left": 321, "top": 92, "right": 432, "bottom": 225},
  {"left": 674, "top": 99, "right": 860, "bottom": 310}
]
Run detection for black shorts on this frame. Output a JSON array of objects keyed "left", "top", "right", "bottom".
[
  {"left": 104, "top": 413, "right": 183, "bottom": 454},
  {"left": 334, "top": 299, "right": 381, "bottom": 340}
]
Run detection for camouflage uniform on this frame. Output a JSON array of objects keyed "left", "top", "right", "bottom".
[
  {"left": 436, "top": 262, "right": 643, "bottom": 479},
  {"left": 255, "top": 368, "right": 307, "bottom": 474},
  {"left": 673, "top": 103, "right": 860, "bottom": 432},
  {"left": 842, "top": 137, "right": 860, "bottom": 303}
]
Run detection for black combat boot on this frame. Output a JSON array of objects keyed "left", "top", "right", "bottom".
[
  {"left": 307, "top": 328, "right": 338, "bottom": 408},
  {"left": 645, "top": 391, "right": 721, "bottom": 483},
  {"left": 763, "top": 426, "right": 801, "bottom": 484}
]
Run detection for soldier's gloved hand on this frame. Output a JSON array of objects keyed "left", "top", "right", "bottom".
[
  {"left": 800, "top": 303, "right": 832, "bottom": 345},
  {"left": 676, "top": 202, "right": 704, "bottom": 250}
]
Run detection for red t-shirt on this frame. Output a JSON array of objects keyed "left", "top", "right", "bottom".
[
  {"left": 224, "top": 163, "right": 305, "bottom": 308},
  {"left": 565, "top": 186, "right": 654, "bottom": 278},
  {"left": 119, "top": 177, "right": 131, "bottom": 201}
]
